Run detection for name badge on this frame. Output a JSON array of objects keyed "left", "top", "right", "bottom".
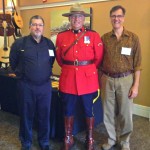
[
  {"left": 48, "top": 49, "right": 54, "bottom": 56},
  {"left": 84, "top": 36, "right": 90, "bottom": 44},
  {"left": 121, "top": 47, "right": 131, "bottom": 55}
]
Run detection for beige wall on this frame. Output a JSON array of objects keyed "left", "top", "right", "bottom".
[
  {"left": 1, "top": 0, "right": 149, "bottom": 107},
  {"left": 19, "top": 0, "right": 70, "bottom": 6}
]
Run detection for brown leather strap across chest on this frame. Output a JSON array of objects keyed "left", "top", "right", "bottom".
[{"left": 63, "top": 30, "right": 86, "bottom": 56}]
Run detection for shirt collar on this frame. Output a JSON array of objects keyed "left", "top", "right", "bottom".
[
  {"left": 110, "top": 27, "right": 130, "bottom": 37},
  {"left": 30, "top": 34, "right": 44, "bottom": 43}
]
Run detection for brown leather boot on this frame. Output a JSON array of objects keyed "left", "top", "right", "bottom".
[
  {"left": 85, "top": 117, "right": 95, "bottom": 150},
  {"left": 61, "top": 116, "right": 74, "bottom": 150}
]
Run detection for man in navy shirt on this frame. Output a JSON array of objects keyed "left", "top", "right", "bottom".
[{"left": 10, "top": 15, "right": 55, "bottom": 150}]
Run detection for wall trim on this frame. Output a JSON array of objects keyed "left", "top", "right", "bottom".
[
  {"left": 133, "top": 104, "right": 150, "bottom": 121},
  {"left": 0, "top": 0, "right": 118, "bottom": 12},
  {"left": 19, "top": 0, "right": 116, "bottom": 10}
]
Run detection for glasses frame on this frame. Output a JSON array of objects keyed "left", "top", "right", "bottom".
[
  {"left": 30, "top": 23, "right": 44, "bottom": 27},
  {"left": 110, "top": 15, "right": 124, "bottom": 19}
]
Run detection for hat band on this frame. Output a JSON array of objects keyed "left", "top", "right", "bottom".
[{"left": 70, "top": 11, "right": 86, "bottom": 15}]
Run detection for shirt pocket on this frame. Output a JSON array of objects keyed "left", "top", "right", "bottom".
[
  {"left": 85, "top": 67, "right": 97, "bottom": 77},
  {"left": 80, "top": 43, "right": 94, "bottom": 59}
]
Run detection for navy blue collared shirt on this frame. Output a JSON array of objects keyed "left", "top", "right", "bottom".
[{"left": 10, "top": 35, "right": 55, "bottom": 85}]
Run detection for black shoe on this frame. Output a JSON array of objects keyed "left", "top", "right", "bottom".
[
  {"left": 21, "top": 146, "right": 31, "bottom": 150},
  {"left": 41, "top": 145, "right": 50, "bottom": 150}
]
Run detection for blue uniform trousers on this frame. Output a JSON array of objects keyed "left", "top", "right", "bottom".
[
  {"left": 60, "top": 91, "right": 98, "bottom": 117},
  {"left": 17, "top": 80, "right": 52, "bottom": 148}
]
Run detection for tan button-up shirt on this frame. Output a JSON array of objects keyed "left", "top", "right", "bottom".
[{"left": 101, "top": 28, "right": 142, "bottom": 74}]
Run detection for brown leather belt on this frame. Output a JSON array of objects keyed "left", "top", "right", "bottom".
[
  {"left": 62, "top": 59, "right": 93, "bottom": 66},
  {"left": 103, "top": 71, "right": 133, "bottom": 78}
]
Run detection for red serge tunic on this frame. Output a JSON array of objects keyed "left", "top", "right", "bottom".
[{"left": 56, "top": 27, "right": 103, "bottom": 95}]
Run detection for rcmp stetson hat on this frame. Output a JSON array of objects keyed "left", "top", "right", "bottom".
[{"left": 62, "top": 3, "right": 91, "bottom": 17}]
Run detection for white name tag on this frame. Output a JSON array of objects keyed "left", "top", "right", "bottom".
[
  {"left": 48, "top": 49, "right": 54, "bottom": 56},
  {"left": 121, "top": 47, "right": 131, "bottom": 55}
]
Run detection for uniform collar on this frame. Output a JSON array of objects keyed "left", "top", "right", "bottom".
[{"left": 71, "top": 28, "right": 82, "bottom": 34}]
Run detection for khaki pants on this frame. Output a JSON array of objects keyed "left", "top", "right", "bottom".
[{"left": 100, "top": 74, "right": 133, "bottom": 148}]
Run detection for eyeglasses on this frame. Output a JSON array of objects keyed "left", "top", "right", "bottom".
[
  {"left": 30, "top": 23, "right": 44, "bottom": 27},
  {"left": 110, "top": 15, "right": 124, "bottom": 19}
]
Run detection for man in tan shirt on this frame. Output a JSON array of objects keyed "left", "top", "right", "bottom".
[{"left": 100, "top": 5, "right": 142, "bottom": 150}]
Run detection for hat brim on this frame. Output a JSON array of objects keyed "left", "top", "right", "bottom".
[{"left": 62, "top": 12, "right": 91, "bottom": 17}]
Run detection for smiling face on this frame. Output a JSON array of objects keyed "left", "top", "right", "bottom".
[
  {"left": 69, "top": 14, "right": 85, "bottom": 30},
  {"left": 110, "top": 8, "right": 125, "bottom": 30},
  {"left": 29, "top": 18, "right": 44, "bottom": 40}
]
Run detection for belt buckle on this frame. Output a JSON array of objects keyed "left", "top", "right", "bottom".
[{"left": 74, "top": 60, "right": 79, "bottom": 66}]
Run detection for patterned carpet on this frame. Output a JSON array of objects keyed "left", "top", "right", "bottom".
[{"left": 0, "top": 110, "right": 150, "bottom": 150}]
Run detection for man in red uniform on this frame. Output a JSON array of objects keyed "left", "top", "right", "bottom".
[{"left": 56, "top": 3, "right": 103, "bottom": 150}]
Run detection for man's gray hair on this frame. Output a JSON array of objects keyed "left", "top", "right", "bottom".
[{"left": 29, "top": 15, "right": 45, "bottom": 26}]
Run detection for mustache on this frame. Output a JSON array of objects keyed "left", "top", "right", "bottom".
[{"left": 35, "top": 29, "right": 41, "bottom": 32}]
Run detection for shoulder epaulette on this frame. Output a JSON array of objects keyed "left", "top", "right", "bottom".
[{"left": 58, "top": 29, "right": 70, "bottom": 34}]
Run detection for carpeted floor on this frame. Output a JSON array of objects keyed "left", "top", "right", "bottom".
[{"left": 0, "top": 110, "right": 150, "bottom": 150}]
